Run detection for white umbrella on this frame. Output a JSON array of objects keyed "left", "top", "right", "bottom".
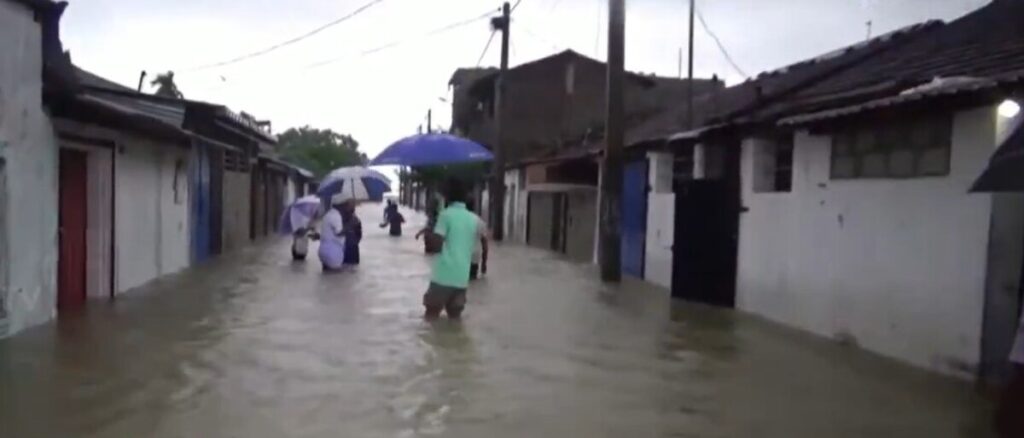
[{"left": 316, "top": 166, "right": 392, "bottom": 204}]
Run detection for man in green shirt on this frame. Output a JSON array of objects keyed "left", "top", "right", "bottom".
[{"left": 423, "top": 180, "right": 479, "bottom": 319}]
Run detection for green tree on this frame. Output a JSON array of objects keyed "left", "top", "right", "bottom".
[{"left": 276, "top": 126, "right": 367, "bottom": 178}]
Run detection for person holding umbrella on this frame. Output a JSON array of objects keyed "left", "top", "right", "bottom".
[
  {"left": 318, "top": 199, "right": 346, "bottom": 272},
  {"left": 422, "top": 179, "right": 479, "bottom": 319},
  {"left": 279, "top": 195, "right": 323, "bottom": 261}
]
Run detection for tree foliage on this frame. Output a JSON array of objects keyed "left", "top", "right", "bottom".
[{"left": 276, "top": 126, "right": 367, "bottom": 178}]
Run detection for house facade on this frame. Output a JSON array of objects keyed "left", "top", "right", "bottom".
[
  {"left": 636, "top": 0, "right": 1024, "bottom": 381},
  {"left": 733, "top": 105, "right": 1021, "bottom": 378},
  {"left": 0, "top": 0, "right": 66, "bottom": 337}
]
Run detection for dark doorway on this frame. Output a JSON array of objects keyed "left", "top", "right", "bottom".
[
  {"left": 672, "top": 143, "right": 741, "bottom": 308},
  {"left": 551, "top": 193, "right": 567, "bottom": 253},
  {"left": 58, "top": 149, "right": 89, "bottom": 312}
]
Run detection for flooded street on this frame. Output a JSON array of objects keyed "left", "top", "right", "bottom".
[{"left": 0, "top": 206, "right": 995, "bottom": 437}]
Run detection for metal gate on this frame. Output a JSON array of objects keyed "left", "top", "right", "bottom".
[
  {"left": 621, "top": 159, "right": 647, "bottom": 277},
  {"left": 190, "top": 142, "right": 212, "bottom": 264}
]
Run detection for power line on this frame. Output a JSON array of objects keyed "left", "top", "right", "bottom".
[
  {"left": 477, "top": 30, "right": 498, "bottom": 67},
  {"left": 198, "top": 8, "right": 498, "bottom": 93},
  {"left": 694, "top": 7, "right": 748, "bottom": 78},
  {"left": 188, "top": 0, "right": 387, "bottom": 71},
  {"left": 307, "top": 7, "right": 498, "bottom": 69},
  {"left": 519, "top": 23, "right": 560, "bottom": 51}
]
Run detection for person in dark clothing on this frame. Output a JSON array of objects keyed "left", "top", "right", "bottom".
[
  {"left": 415, "top": 199, "right": 442, "bottom": 254},
  {"left": 340, "top": 200, "right": 362, "bottom": 265},
  {"left": 381, "top": 200, "right": 404, "bottom": 236}
]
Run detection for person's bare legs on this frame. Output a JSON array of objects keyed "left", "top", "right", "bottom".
[
  {"left": 445, "top": 304, "right": 464, "bottom": 319},
  {"left": 424, "top": 305, "right": 443, "bottom": 320}
]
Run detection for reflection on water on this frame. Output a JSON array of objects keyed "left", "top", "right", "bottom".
[{"left": 0, "top": 206, "right": 995, "bottom": 437}]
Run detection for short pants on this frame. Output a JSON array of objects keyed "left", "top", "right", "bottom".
[{"left": 423, "top": 282, "right": 467, "bottom": 310}]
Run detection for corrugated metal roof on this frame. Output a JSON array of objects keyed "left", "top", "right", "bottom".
[{"left": 74, "top": 67, "right": 188, "bottom": 129}]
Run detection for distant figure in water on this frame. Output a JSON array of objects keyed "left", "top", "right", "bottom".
[
  {"left": 381, "top": 200, "right": 404, "bottom": 236},
  {"left": 318, "top": 202, "right": 346, "bottom": 271},
  {"left": 415, "top": 199, "right": 442, "bottom": 254},
  {"left": 340, "top": 200, "right": 362, "bottom": 265}
]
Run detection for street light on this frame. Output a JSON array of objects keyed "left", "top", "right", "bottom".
[{"left": 998, "top": 99, "right": 1021, "bottom": 119}]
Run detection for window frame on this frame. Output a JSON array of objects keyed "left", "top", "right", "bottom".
[{"left": 830, "top": 114, "right": 953, "bottom": 180}]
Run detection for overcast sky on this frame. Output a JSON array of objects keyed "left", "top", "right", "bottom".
[{"left": 62, "top": 0, "right": 988, "bottom": 159}]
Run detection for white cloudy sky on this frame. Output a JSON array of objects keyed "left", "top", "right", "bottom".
[{"left": 62, "top": 0, "right": 987, "bottom": 158}]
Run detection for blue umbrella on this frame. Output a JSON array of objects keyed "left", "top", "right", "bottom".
[
  {"left": 369, "top": 133, "right": 493, "bottom": 166},
  {"left": 317, "top": 166, "right": 392, "bottom": 204}
]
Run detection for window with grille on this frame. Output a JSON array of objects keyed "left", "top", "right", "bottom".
[{"left": 831, "top": 115, "right": 952, "bottom": 180}]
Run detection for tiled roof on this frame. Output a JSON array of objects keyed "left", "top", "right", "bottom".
[
  {"left": 763, "top": 0, "right": 1024, "bottom": 120},
  {"left": 639, "top": 20, "right": 943, "bottom": 145}
]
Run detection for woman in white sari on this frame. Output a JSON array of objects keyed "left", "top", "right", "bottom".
[{"left": 318, "top": 202, "right": 346, "bottom": 271}]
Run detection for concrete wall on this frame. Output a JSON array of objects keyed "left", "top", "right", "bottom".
[
  {"left": 528, "top": 192, "right": 554, "bottom": 250},
  {"left": 0, "top": 1, "right": 59, "bottom": 337},
  {"left": 565, "top": 190, "right": 597, "bottom": 263},
  {"left": 115, "top": 136, "right": 191, "bottom": 293},
  {"left": 645, "top": 152, "right": 675, "bottom": 289},
  {"left": 735, "top": 106, "right": 1008, "bottom": 377},
  {"left": 222, "top": 170, "right": 251, "bottom": 252},
  {"left": 504, "top": 169, "right": 528, "bottom": 244}
]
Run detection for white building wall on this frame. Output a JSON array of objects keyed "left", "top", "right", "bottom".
[
  {"left": 736, "top": 106, "right": 1001, "bottom": 377},
  {"left": 504, "top": 169, "right": 527, "bottom": 244},
  {"left": 115, "top": 138, "right": 191, "bottom": 293},
  {"left": 0, "top": 1, "right": 59, "bottom": 337},
  {"left": 645, "top": 152, "right": 675, "bottom": 289}
]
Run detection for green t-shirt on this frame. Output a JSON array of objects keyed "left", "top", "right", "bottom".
[{"left": 431, "top": 202, "right": 478, "bottom": 289}]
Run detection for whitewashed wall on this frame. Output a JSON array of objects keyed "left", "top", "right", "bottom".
[
  {"left": 0, "top": 2, "right": 59, "bottom": 338},
  {"left": 736, "top": 106, "right": 1006, "bottom": 377},
  {"left": 115, "top": 137, "right": 191, "bottom": 293},
  {"left": 645, "top": 152, "right": 674, "bottom": 289},
  {"left": 504, "top": 169, "right": 527, "bottom": 244}
]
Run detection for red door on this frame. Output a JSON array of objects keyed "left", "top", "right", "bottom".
[{"left": 58, "top": 149, "right": 88, "bottom": 312}]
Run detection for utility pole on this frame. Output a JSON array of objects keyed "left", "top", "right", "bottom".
[
  {"left": 427, "top": 109, "right": 433, "bottom": 133},
  {"left": 599, "top": 0, "right": 624, "bottom": 282},
  {"left": 490, "top": 1, "right": 511, "bottom": 241},
  {"left": 687, "top": 0, "right": 695, "bottom": 129}
]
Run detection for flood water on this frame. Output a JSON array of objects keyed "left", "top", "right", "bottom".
[{"left": 0, "top": 206, "right": 995, "bottom": 437}]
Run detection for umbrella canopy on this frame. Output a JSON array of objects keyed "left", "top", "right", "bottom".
[
  {"left": 369, "top": 133, "right": 493, "bottom": 166},
  {"left": 971, "top": 115, "right": 1024, "bottom": 192},
  {"left": 317, "top": 166, "right": 392, "bottom": 204},
  {"left": 279, "top": 195, "right": 322, "bottom": 234}
]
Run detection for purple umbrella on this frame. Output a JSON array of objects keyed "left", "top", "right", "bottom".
[
  {"left": 279, "top": 195, "right": 322, "bottom": 235},
  {"left": 369, "top": 133, "right": 493, "bottom": 167}
]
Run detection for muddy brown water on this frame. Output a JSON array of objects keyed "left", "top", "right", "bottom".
[{"left": 0, "top": 206, "right": 994, "bottom": 437}]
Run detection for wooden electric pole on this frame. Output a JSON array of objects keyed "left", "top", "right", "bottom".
[
  {"left": 599, "top": 0, "right": 625, "bottom": 282},
  {"left": 687, "top": 0, "right": 696, "bottom": 129},
  {"left": 490, "top": 1, "right": 511, "bottom": 241},
  {"left": 427, "top": 109, "right": 433, "bottom": 133}
]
